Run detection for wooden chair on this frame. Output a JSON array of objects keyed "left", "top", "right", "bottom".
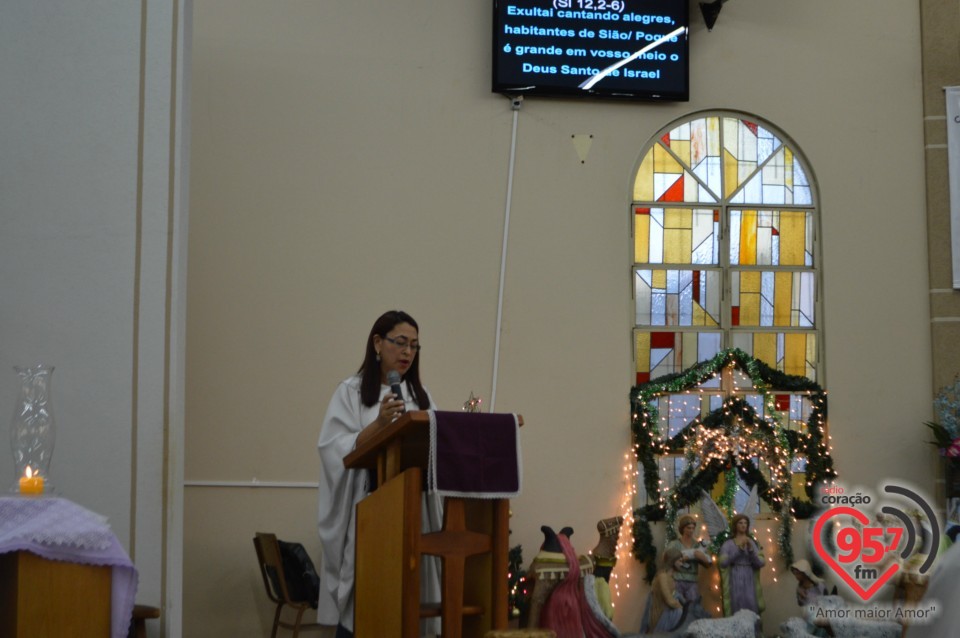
[
  {"left": 253, "top": 532, "right": 323, "bottom": 638},
  {"left": 128, "top": 604, "right": 160, "bottom": 638}
]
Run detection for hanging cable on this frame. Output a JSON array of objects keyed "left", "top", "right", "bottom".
[{"left": 490, "top": 96, "right": 522, "bottom": 412}]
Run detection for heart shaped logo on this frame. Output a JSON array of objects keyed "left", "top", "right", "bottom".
[{"left": 813, "top": 506, "right": 900, "bottom": 601}]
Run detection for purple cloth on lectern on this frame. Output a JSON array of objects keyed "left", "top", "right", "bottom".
[
  {"left": 0, "top": 496, "right": 138, "bottom": 638},
  {"left": 427, "top": 411, "right": 521, "bottom": 498}
]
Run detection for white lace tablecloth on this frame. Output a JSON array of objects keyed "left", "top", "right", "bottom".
[{"left": 0, "top": 496, "right": 137, "bottom": 638}]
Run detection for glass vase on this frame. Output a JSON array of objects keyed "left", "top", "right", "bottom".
[{"left": 10, "top": 364, "right": 56, "bottom": 493}]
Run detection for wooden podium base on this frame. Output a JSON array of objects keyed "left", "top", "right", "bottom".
[
  {"left": 347, "top": 411, "right": 518, "bottom": 638},
  {"left": 355, "top": 467, "right": 508, "bottom": 638},
  {"left": 0, "top": 551, "right": 112, "bottom": 638}
]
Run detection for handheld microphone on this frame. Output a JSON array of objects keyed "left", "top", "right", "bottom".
[{"left": 386, "top": 370, "right": 405, "bottom": 410}]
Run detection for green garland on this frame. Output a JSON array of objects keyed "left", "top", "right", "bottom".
[{"left": 629, "top": 348, "right": 837, "bottom": 582}]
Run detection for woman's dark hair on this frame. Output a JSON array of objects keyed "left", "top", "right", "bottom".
[{"left": 358, "top": 310, "right": 430, "bottom": 409}]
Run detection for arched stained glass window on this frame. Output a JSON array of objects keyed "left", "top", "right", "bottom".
[{"left": 632, "top": 111, "right": 821, "bottom": 384}]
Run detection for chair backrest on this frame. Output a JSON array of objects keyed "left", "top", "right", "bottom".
[{"left": 254, "top": 532, "right": 294, "bottom": 605}]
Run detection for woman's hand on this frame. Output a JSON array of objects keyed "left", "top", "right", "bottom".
[{"left": 378, "top": 393, "right": 406, "bottom": 426}]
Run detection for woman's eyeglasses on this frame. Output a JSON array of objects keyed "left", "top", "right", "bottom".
[{"left": 383, "top": 336, "right": 421, "bottom": 352}]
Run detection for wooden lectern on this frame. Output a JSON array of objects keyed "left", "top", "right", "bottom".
[{"left": 344, "top": 411, "right": 520, "bottom": 638}]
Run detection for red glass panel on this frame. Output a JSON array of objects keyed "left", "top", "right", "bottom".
[
  {"left": 650, "top": 332, "right": 675, "bottom": 348},
  {"left": 775, "top": 394, "right": 790, "bottom": 411},
  {"left": 660, "top": 175, "right": 684, "bottom": 202}
]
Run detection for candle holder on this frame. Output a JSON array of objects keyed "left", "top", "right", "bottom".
[{"left": 10, "top": 364, "right": 56, "bottom": 494}]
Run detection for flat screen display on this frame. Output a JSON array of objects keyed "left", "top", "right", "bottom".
[{"left": 492, "top": 0, "right": 689, "bottom": 101}]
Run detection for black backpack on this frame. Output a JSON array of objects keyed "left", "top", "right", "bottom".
[{"left": 275, "top": 540, "right": 320, "bottom": 607}]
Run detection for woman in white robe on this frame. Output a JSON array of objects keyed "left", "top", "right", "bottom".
[{"left": 317, "top": 310, "right": 441, "bottom": 638}]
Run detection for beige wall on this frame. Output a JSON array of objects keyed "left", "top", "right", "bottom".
[
  {"left": 186, "top": 0, "right": 935, "bottom": 635},
  {"left": 1, "top": 3, "right": 189, "bottom": 636}
]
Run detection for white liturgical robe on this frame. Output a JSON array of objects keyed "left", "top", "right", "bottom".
[{"left": 316, "top": 374, "right": 441, "bottom": 632}]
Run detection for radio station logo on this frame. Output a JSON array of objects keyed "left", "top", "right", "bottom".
[{"left": 813, "top": 482, "right": 940, "bottom": 602}]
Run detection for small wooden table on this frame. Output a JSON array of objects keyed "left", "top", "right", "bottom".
[
  {"left": 0, "top": 550, "right": 112, "bottom": 637},
  {"left": 0, "top": 496, "right": 138, "bottom": 638}
]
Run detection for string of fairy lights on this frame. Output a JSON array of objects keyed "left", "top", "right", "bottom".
[
  {"left": 605, "top": 348, "right": 836, "bottom": 599},
  {"left": 505, "top": 349, "right": 837, "bottom": 617}
]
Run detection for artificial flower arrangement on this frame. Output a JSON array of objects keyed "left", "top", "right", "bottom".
[{"left": 924, "top": 377, "right": 960, "bottom": 456}]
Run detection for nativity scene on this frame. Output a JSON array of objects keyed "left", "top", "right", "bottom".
[{"left": 514, "top": 351, "right": 935, "bottom": 637}]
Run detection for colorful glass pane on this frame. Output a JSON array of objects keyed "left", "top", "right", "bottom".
[
  {"left": 652, "top": 394, "right": 703, "bottom": 438},
  {"left": 731, "top": 146, "right": 813, "bottom": 206},
  {"left": 634, "top": 152, "right": 655, "bottom": 201},
  {"left": 668, "top": 117, "right": 723, "bottom": 198},
  {"left": 726, "top": 389, "right": 813, "bottom": 435},
  {"left": 731, "top": 270, "right": 815, "bottom": 327},
  {"left": 635, "top": 330, "right": 722, "bottom": 383},
  {"left": 633, "top": 112, "right": 819, "bottom": 382},
  {"left": 633, "top": 119, "right": 721, "bottom": 205},
  {"left": 657, "top": 456, "right": 688, "bottom": 493},
  {"left": 720, "top": 118, "right": 788, "bottom": 200},
  {"left": 731, "top": 332, "right": 817, "bottom": 379},
  {"left": 730, "top": 210, "right": 814, "bottom": 267},
  {"left": 634, "top": 207, "right": 719, "bottom": 265},
  {"left": 635, "top": 269, "right": 722, "bottom": 326},
  {"left": 773, "top": 393, "right": 815, "bottom": 433}
]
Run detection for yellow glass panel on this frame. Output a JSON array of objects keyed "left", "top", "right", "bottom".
[
  {"left": 711, "top": 473, "right": 726, "bottom": 502},
  {"left": 664, "top": 208, "right": 693, "bottom": 228},
  {"left": 635, "top": 332, "right": 651, "bottom": 373},
  {"left": 634, "top": 213, "right": 650, "bottom": 262},
  {"left": 671, "top": 139, "right": 691, "bottom": 166},
  {"left": 707, "top": 117, "right": 721, "bottom": 157},
  {"left": 785, "top": 148, "right": 795, "bottom": 189},
  {"left": 723, "top": 149, "right": 739, "bottom": 199},
  {"left": 779, "top": 212, "right": 806, "bottom": 266},
  {"left": 655, "top": 144, "right": 684, "bottom": 174},
  {"left": 664, "top": 229, "right": 692, "bottom": 264},
  {"left": 805, "top": 334, "right": 817, "bottom": 377},
  {"left": 692, "top": 302, "right": 720, "bottom": 327},
  {"left": 774, "top": 272, "right": 793, "bottom": 326},
  {"left": 663, "top": 209, "right": 692, "bottom": 263},
  {"left": 652, "top": 269, "right": 667, "bottom": 289},
  {"left": 739, "top": 210, "right": 758, "bottom": 265},
  {"left": 739, "top": 272, "right": 761, "bottom": 325},
  {"left": 682, "top": 332, "right": 700, "bottom": 368},
  {"left": 791, "top": 472, "right": 807, "bottom": 500},
  {"left": 784, "top": 333, "right": 806, "bottom": 375},
  {"left": 753, "top": 333, "right": 777, "bottom": 369},
  {"left": 739, "top": 293, "right": 760, "bottom": 326},
  {"left": 633, "top": 152, "right": 655, "bottom": 201},
  {"left": 739, "top": 271, "right": 761, "bottom": 293}
]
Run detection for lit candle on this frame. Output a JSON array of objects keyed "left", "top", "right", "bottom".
[{"left": 19, "top": 466, "right": 44, "bottom": 495}]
